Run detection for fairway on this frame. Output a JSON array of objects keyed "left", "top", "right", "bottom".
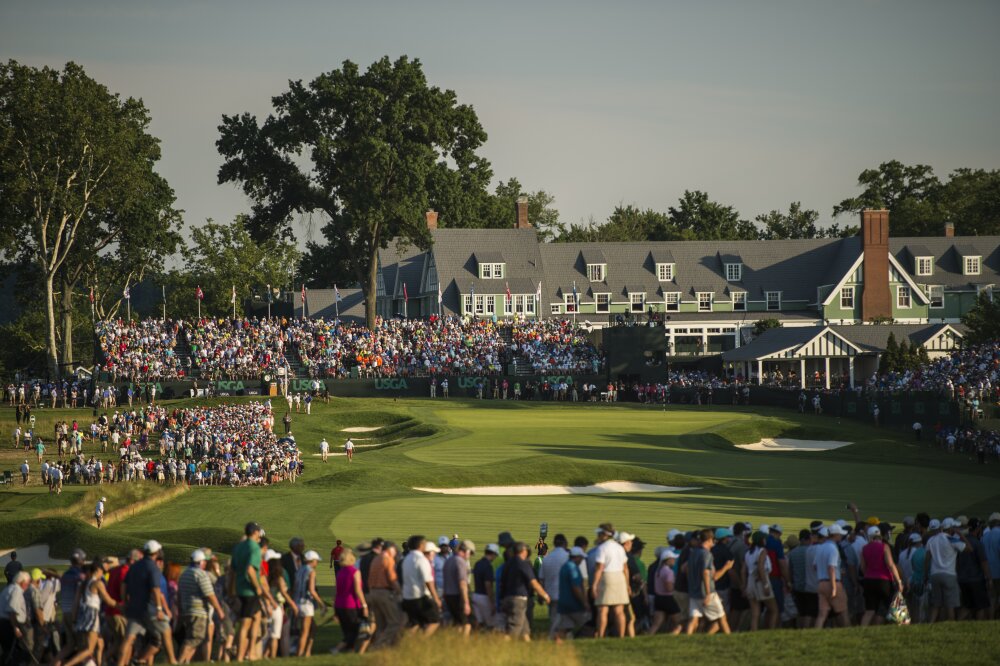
[{"left": 3, "top": 396, "right": 998, "bottom": 576}]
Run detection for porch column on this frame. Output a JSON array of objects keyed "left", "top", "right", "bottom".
[
  {"left": 824, "top": 357, "right": 831, "bottom": 389},
  {"left": 702, "top": 331, "right": 709, "bottom": 355},
  {"left": 757, "top": 360, "right": 763, "bottom": 386},
  {"left": 800, "top": 358, "right": 806, "bottom": 389},
  {"left": 848, "top": 356, "right": 855, "bottom": 388}
]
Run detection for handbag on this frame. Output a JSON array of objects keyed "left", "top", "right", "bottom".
[{"left": 886, "top": 591, "right": 910, "bottom": 625}]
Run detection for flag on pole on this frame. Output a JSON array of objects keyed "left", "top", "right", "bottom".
[
  {"left": 536, "top": 282, "right": 542, "bottom": 305},
  {"left": 266, "top": 284, "right": 273, "bottom": 304},
  {"left": 572, "top": 280, "right": 578, "bottom": 310},
  {"left": 301, "top": 284, "right": 306, "bottom": 305},
  {"left": 334, "top": 285, "right": 342, "bottom": 303},
  {"left": 505, "top": 281, "right": 512, "bottom": 305},
  {"left": 89, "top": 286, "right": 95, "bottom": 304},
  {"left": 123, "top": 285, "right": 130, "bottom": 300},
  {"left": 403, "top": 283, "right": 409, "bottom": 302},
  {"left": 437, "top": 284, "right": 442, "bottom": 305},
  {"left": 231, "top": 285, "right": 236, "bottom": 304},
  {"left": 162, "top": 285, "right": 166, "bottom": 303},
  {"left": 196, "top": 286, "right": 204, "bottom": 301}
]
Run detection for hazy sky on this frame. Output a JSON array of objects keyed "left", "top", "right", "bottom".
[{"left": 3, "top": 0, "right": 998, "bottom": 241}]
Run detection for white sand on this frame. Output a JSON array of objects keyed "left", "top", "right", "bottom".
[
  {"left": 341, "top": 426, "right": 383, "bottom": 432},
  {"left": 413, "top": 481, "right": 698, "bottom": 496},
  {"left": 0, "top": 544, "right": 70, "bottom": 568},
  {"left": 736, "top": 438, "right": 852, "bottom": 452}
]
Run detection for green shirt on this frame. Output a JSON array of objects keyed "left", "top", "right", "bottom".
[{"left": 232, "top": 539, "right": 262, "bottom": 598}]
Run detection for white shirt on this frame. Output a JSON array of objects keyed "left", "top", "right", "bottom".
[
  {"left": 319, "top": 440, "right": 329, "bottom": 452},
  {"left": 539, "top": 547, "right": 570, "bottom": 600},
  {"left": 345, "top": 440, "right": 354, "bottom": 451},
  {"left": 594, "top": 539, "right": 627, "bottom": 573},
  {"left": 95, "top": 501, "right": 105, "bottom": 516},
  {"left": 402, "top": 550, "right": 433, "bottom": 600},
  {"left": 927, "top": 532, "right": 964, "bottom": 576}
]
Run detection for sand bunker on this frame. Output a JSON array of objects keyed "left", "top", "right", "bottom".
[
  {"left": 341, "top": 426, "right": 383, "bottom": 433},
  {"left": 413, "top": 481, "right": 698, "bottom": 496},
  {"left": 736, "top": 438, "right": 851, "bottom": 452},
  {"left": 0, "top": 544, "right": 70, "bottom": 568}
]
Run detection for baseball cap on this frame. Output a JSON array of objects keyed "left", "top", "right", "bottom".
[
  {"left": 485, "top": 543, "right": 500, "bottom": 555},
  {"left": 245, "top": 521, "right": 263, "bottom": 536},
  {"left": 909, "top": 533, "right": 922, "bottom": 544},
  {"left": 70, "top": 548, "right": 87, "bottom": 563},
  {"left": 497, "top": 531, "right": 515, "bottom": 547},
  {"left": 264, "top": 550, "right": 282, "bottom": 562},
  {"left": 902, "top": 516, "right": 915, "bottom": 527},
  {"left": 616, "top": 531, "right": 636, "bottom": 544},
  {"left": 941, "top": 518, "right": 957, "bottom": 530},
  {"left": 438, "top": 536, "right": 450, "bottom": 546},
  {"left": 30, "top": 568, "right": 44, "bottom": 582},
  {"left": 144, "top": 540, "right": 163, "bottom": 554},
  {"left": 956, "top": 515, "right": 969, "bottom": 528},
  {"left": 770, "top": 524, "right": 783, "bottom": 534},
  {"left": 191, "top": 549, "right": 207, "bottom": 563},
  {"left": 929, "top": 519, "right": 942, "bottom": 531},
  {"left": 714, "top": 527, "right": 733, "bottom": 539},
  {"left": 460, "top": 540, "right": 476, "bottom": 554},
  {"left": 989, "top": 512, "right": 1000, "bottom": 523},
  {"left": 303, "top": 550, "right": 321, "bottom": 562},
  {"left": 867, "top": 526, "right": 881, "bottom": 538},
  {"left": 423, "top": 542, "right": 441, "bottom": 554},
  {"left": 817, "top": 527, "right": 830, "bottom": 537},
  {"left": 759, "top": 524, "right": 770, "bottom": 533},
  {"left": 569, "top": 546, "right": 586, "bottom": 558},
  {"left": 101, "top": 497, "right": 107, "bottom": 502},
  {"left": 829, "top": 524, "right": 847, "bottom": 536},
  {"left": 866, "top": 516, "right": 880, "bottom": 526},
  {"left": 660, "top": 549, "right": 680, "bottom": 561}
]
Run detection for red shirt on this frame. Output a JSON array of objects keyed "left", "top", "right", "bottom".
[{"left": 105, "top": 563, "right": 129, "bottom": 616}]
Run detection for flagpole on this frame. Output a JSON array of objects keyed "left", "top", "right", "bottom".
[
  {"left": 267, "top": 284, "right": 272, "bottom": 319},
  {"left": 162, "top": 285, "right": 166, "bottom": 321},
  {"left": 232, "top": 285, "right": 236, "bottom": 319}
]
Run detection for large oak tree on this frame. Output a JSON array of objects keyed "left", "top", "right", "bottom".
[{"left": 217, "top": 56, "right": 491, "bottom": 329}]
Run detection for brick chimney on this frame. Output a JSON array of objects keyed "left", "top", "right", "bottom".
[
  {"left": 860, "top": 209, "right": 891, "bottom": 321},
  {"left": 515, "top": 196, "right": 531, "bottom": 229},
  {"left": 426, "top": 209, "right": 438, "bottom": 230},
  {"left": 944, "top": 221, "right": 954, "bottom": 237}
]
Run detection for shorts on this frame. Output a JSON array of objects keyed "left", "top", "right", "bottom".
[
  {"left": 401, "top": 596, "right": 440, "bottom": 627},
  {"left": 673, "top": 591, "right": 690, "bottom": 618},
  {"left": 817, "top": 580, "right": 847, "bottom": 615},
  {"left": 297, "top": 599, "right": 315, "bottom": 618},
  {"left": 268, "top": 605, "right": 284, "bottom": 640},
  {"left": 471, "top": 593, "right": 495, "bottom": 626},
  {"left": 125, "top": 615, "right": 165, "bottom": 647},
  {"left": 959, "top": 580, "right": 990, "bottom": 611},
  {"left": 555, "top": 610, "right": 588, "bottom": 632},
  {"left": 745, "top": 579, "right": 774, "bottom": 602},
  {"left": 688, "top": 594, "right": 725, "bottom": 621},
  {"left": 238, "top": 596, "right": 262, "bottom": 619},
  {"left": 595, "top": 571, "right": 629, "bottom": 606},
  {"left": 653, "top": 594, "right": 681, "bottom": 615},
  {"left": 862, "top": 579, "right": 893, "bottom": 612},
  {"left": 181, "top": 615, "right": 209, "bottom": 648},
  {"left": 793, "top": 591, "right": 819, "bottom": 617},
  {"left": 107, "top": 614, "right": 127, "bottom": 640},
  {"left": 929, "top": 574, "right": 960, "bottom": 609},
  {"left": 444, "top": 595, "right": 470, "bottom": 625},
  {"left": 500, "top": 596, "right": 529, "bottom": 639}
]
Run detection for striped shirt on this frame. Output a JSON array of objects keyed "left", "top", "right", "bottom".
[{"left": 178, "top": 566, "right": 214, "bottom": 618}]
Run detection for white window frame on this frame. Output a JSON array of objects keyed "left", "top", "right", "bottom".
[
  {"left": 964, "top": 256, "right": 981, "bottom": 276},
  {"left": 484, "top": 295, "right": 496, "bottom": 314},
  {"left": 564, "top": 293, "right": 578, "bottom": 313},
  {"left": 629, "top": 293, "right": 645, "bottom": 313},
  {"left": 525, "top": 294, "right": 536, "bottom": 315},
  {"left": 697, "top": 292, "right": 713, "bottom": 312},
  {"left": 587, "top": 263, "right": 606, "bottom": 282},
  {"left": 479, "top": 262, "right": 505, "bottom": 279},
  {"left": 896, "top": 285, "right": 911, "bottom": 309},
  {"left": 840, "top": 286, "right": 855, "bottom": 310},
  {"left": 766, "top": 291, "right": 781, "bottom": 311},
  {"left": 725, "top": 263, "right": 742, "bottom": 282},
  {"left": 915, "top": 257, "right": 933, "bottom": 276},
  {"left": 595, "top": 293, "right": 610, "bottom": 313},
  {"left": 503, "top": 293, "right": 512, "bottom": 315},
  {"left": 732, "top": 292, "right": 746, "bottom": 311},
  {"left": 665, "top": 292, "right": 680, "bottom": 312},
  {"left": 550, "top": 304, "right": 562, "bottom": 315},
  {"left": 463, "top": 294, "right": 472, "bottom": 314},
  {"left": 657, "top": 263, "right": 675, "bottom": 281},
  {"left": 928, "top": 285, "right": 944, "bottom": 309}
]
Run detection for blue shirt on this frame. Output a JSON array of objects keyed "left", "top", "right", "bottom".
[
  {"left": 815, "top": 541, "right": 841, "bottom": 582},
  {"left": 124, "top": 557, "right": 163, "bottom": 619},
  {"left": 557, "top": 561, "right": 585, "bottom": 614},
  {"left": 982, "top": 529, "right": 1000, "bottom": 580}
]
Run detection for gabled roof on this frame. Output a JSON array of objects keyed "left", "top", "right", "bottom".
[
  {"left": 891, "top": 236, "right": 1000, "bottom": 290},
  {"left": 474, "top": 250, "right": 505, "bottom": 263},
  {"left": 581, "top": 248, "right": 607, "bottom": 265},
  {"left": 428, "top": 229, "right": 545, "bottom": 307},
  {"left": 650, "top": 248, "right": 675, "bottom": 263}
]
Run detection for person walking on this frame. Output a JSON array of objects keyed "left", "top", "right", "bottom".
[
  {"left": 57, "top": 559, "right": 121, "bottom": 666},
  {"left": 687, "top": 529, "right": 732, "bottom": 635},
  {"left": 345, "top": 438, "right": 355, "bottom": 462},
  {"left": 332, "top": 549, "right": 371, "bottom": 655},
  {"left": 743, "top": 531, "right": 777, "bottom": 631},
  {"left": 590, "top": 524, "right": 629, "bottom": 638},
  {"left": 177, "top": 550, "right": 226, "bottom": 664},
  {"left": 471, "top": 544, "right": 499, "bottom": 630},
  {"left": 401, "top": 536, "right": 441, "bottom": 636},
  {"left": 0, "top": 571, "right": 31, "bottom": 663},
  {"left": 859, "top": 526, "right": 904, "bottom": 627},
  {"left": 814, "top": 525, "right": 850, "bottom": 628},
  {"left": 443, "top": 540, "right": 475, "bottom": 637},
  {"left": 367, "top": 542, "right": 402, "bottom": 649},
  {"left": 293, "top": 550, "right": 325, "bottom": 657},
  {"left": 231, "top": 523, "right": 272, "bottom": 662},
  {"left": 553, "top": 547, "right": 590, "bottom": 641},
  {"left": 95, "top": 497, "right": 106, "bottom": 529},
  {"left": 647, "top": 549, "right": 682, "bottom": 635},
  {"left": 500, "top": 542, "right": 550, "bottom": 641},
  {"left": 319, "top": 438, "right": 329, "bottom": 463},
  {"left": 925, "top": 518, "right": 971, "bottom": 623}
]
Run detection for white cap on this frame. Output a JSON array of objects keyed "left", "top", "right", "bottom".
[
  {"left": 660, "top": 549, "right": 680, "bottom": 561},
  {"left": 303, "top": 550, "right": 321, "bottom": 562},
  {"left": 828, "top": 524, "right": 847, "bottom": 536},
  {"left": 941, "top": 517, "right": 957, "bottom": 530},
  {"left": 667, "top": 529, "right": 681, "bottom": 541},
  {"left": 770, "top": 524, "right": 783, "bottom": 534},
  {"left": 569, "top": 546, "right": 586, "bottom": 558},
  {"left": 867, "top": 525, "right": 881, "bottom": 537},
  {"left": 759, "top": 524, "right": 770, "bottom": 533},
  {"left": 265, "top": 550, "right": 282, "bottom": 562},
  {"left": 101, "top": 497, "right": 107, "bottom": 502},
  {"left": 191, "top": 549, "right": 207, "bottom": 563},
  {"left": 485, "top": 543, "right": 500, "bottom": 555},
  {"left": 438, "top": 536, "right": 450, "bottom": 546},
  {"left": 834, "top": 519, "right": 848, "bottom": 528},
  {"left": 909, "top": 533, "right": 922, "bottom": 543},
  {"left": 423, "top": 542, "right": 441, "bottom": 554},
  {"left": 817, "top": 527, "right": 830, "bottom": 537},
  {"left": 144, "top": 540, "right": 163, "bottom": 554},
  {"left": 616, "top": 531, "right": 636, "bottom": 544},
  {"left": 929, "top": 519, "right": 942, "bottom": 531}
]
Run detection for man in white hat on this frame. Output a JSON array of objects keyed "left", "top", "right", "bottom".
[
  {"left": 553, "top": 546, "right": 590, "bottom": 642},
  {"left": 401, "top": 536, "right": 441, "bottom": 635},
  {"left": 925, "top": 517, "right": 971, "bottom": 623},
  {"left": 95, "top": 497, "right": 107, "bottom": 529},
  {"left": 178, "top": 549, "right": 226, "bottom": 664},
  {"left": 813, "top": 525, "right": 849, "bottom": 628}
]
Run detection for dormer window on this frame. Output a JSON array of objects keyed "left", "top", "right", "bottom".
[
  {"left": 964, "top": 256, "right": 981, "bottom": 276},
  {"left": 479, "top": 262, "right": 505, "bottom": 279},
  {"left": 725, "top": 263, "right": 742, "bottom": 282},
  {"left": 915, "top": 257, "right": 933, "bottom": 276},
  {"left": 587, "top": 263, "right": 606, "bottom": 282},
  {"left": 656, "top": 263, "right": 675, "bottom": 281}
]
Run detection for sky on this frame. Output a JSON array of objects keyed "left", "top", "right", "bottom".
[{"left": 2, "top": 0, "right": 999, "bottom": 243}]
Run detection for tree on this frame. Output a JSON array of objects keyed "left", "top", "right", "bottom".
[
  {"left": 477, "top": 178, "right": 564, "bottom": 240},
  {"left": 0, "top": 60, "right": 178, "bottom": 377},
  {"left": 218, "top": 56, "right": 491, "bottom": 329},
  {"left": 169, "top": 216, "right": 301, "bottom": 319},
  {"left": 752, "top": 318, "right": 782, "bottom": 337},
  {"left": 961, "top": 292, "right": 1000, "bottom": 345},
  {"left": 937, "top": 168, "right": 1000, "bottom": 236},
  {"left": 756, "top": 202, "right": 822, "bottom": 239},
  {"left": 880, "top": 332, "right": 900, "bottom": 374},
  {"left": 833, "top": 160, "right": 944, "bottom": 236},
  {"left": 668, "top": 190, "right": 758, "bottom": 241}
]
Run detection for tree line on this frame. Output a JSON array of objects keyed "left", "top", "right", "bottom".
[{"left": 1, "top": 57, "right": 998, "bottom": 377}]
